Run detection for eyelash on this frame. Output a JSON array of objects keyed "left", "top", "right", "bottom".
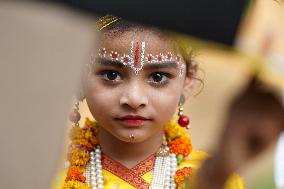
[
  {"left": 148, "top": 72, "right": 171, "bottom": 86},
  {"left": 98, "top": 70, "right": 171, "bottom": 86},
  {"left": 99, "top": 70, "right": 123, "bottom": 82}
]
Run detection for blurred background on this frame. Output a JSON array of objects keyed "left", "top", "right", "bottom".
[{"left": 1, "top": 1, "right": 283, "bottom": 189}]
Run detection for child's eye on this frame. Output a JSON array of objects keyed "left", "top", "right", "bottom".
[
  {"left": 100, "top": 70, "right": 122, "bottom": 81},
  {"left": 148, "top": 72, "right": 170, "bottom": 85}
]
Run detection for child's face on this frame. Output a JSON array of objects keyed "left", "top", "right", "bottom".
[{"left": 84, "top": 30, "right": 193, "bottom": 143}]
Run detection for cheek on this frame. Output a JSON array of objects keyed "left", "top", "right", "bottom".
[
  {"left": 84, "top": 81, "right": 117, "bottom": 119},
  {"left": 153, "top": 92, "right": 179, "bottom": 117},
  {"left": 149, "top": 82, "right": 183, "bottom": 125}
]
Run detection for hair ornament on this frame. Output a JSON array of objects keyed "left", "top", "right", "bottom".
[{"left": 96, "top": 15, "right": 121, "bottom": 31}]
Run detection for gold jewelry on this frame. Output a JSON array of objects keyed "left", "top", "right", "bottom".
[
  {"left": 69, "top": 101, "right": 81, "bottom": 127},
  {"left": 177, "top": 95, "right": 190, "bottom": 129},
  {"left": 96, "top": 15, "right": 121, "bottom": 31}
]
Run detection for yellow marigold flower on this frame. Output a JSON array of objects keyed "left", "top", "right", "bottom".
[
  {"left": 69, "top": 127, "right": 84, "bottom": 140},
  {"left": 72, "top": 138, "right": 94, "bottom": 149},
  {"left": 84, "top": 129, "right": 99, "bottom": 146},
  {"left": 68, "top": 148, "right": 90, "bottom": 166},
  {"left": 62, "top": 180, "right": 89, "bottom": 189},
  {"left": 85, "top": 118, "right": 97, "bottom": 129},
  {"left": 164, "top": 119, "right": 190, "bottom": 141}
]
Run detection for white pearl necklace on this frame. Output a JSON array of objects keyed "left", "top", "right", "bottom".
[{"left": 84, "top": 145, "right": 177, "bottom": 189}]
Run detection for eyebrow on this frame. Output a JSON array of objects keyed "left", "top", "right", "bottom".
[
  {"left": 95, "top": 57, "right": 178, "bottom": 70},
  {"left": 96, "top": 58, "right": 125, "bottom": 68},
  {"left": 144, "top": 61, "right": 178, "bottom": 70}
]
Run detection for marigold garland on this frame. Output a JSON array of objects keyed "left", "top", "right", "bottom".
[
  {"left": 174, "top": 167, "right": 193, "bottom": 184},
  {"left": 66, "top": 166, "right": 86, "bottom": 182},
  {"left": 62, "top": 180, "right": 89, "bottom": 189},
  {"left": 168, "top": 137, "right": 192, "bottom": 156},
  {"left": 67, "top": 148, "right": 90, "bottom": 166},
  {"left": 63, "top": 117, "right": 193, "bottom": 189}
]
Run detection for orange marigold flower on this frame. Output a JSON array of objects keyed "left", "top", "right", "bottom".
[
  {"left": 66, "top": 166, "right": 86, "bottom": 182},
  {"left": 169, "top": 137, "right": 192, "bottom": 156},
  {"left": 174, "top": 167, "right": 193, "bottom": 184}
]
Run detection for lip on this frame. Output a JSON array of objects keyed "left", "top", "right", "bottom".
[{"left": 116, "top": 115, "right": 150, "bottom": 127}]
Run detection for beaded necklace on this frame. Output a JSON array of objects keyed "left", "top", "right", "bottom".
[{"left": 63, "top": 118, "right": 193, "bottom": 189}]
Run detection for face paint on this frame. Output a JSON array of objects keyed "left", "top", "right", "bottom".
[{"left": 92, "top": 41, "right": 185, "bottom": 76}]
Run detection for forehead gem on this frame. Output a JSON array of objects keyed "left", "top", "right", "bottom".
[
  {"left": 110, "top": 51, "right": 119, "bottom": 60},
  {"left": 96, "top": 42, "right": 185, "bottom": 77},
  {"left": 99, "top": 48, "right": 107, "bottom": 56},
  {"left": 123, "top": 57, "right": 129, "bottom": 63},
  {"left": 147, "top": 54, "right": 153, "bottom": 63},
  {"left": 157, "top": 55, "right": 163, "bottom": 62},
  {"left": 167, "top": 53, "right": 172, "bottom": 60}
]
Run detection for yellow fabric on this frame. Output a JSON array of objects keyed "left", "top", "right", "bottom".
[
  {"left": 53, "top": 151, "right": 245, "bottom": 189},
  {"left": 102, "top": 169, "right": 153, "bottom": 189},
  {"left": 102, "top": 169, "right": 136, "bottom": 189},
  {"left": 180, "top": 151, "right": 245, "bottom": 189}
]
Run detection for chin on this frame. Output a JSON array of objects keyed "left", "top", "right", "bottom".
[{"left": 115, "top": 130, "right": 149, "bottom": 144}]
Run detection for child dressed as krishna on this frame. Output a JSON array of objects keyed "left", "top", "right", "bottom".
[{"left": 55, "top": 15, "right": 245, "bottom": 189}]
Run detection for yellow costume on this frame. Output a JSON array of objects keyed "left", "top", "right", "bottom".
[
  {"left": 54, "top": 151, "right": 244, "bottom": 189},
  {"left": 56, "top": 15, "right": 245, "bottom": 189}
]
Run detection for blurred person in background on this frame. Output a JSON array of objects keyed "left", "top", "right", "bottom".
[{"left": 196, "top": 77, "right": 284, "bottom": 189}]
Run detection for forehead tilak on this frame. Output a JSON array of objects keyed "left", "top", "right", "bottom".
[{"left": 92, "top": 41, "right": 184, "bottom": 76}]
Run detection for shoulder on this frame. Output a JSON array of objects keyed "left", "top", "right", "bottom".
[
  {"left": 177, "top": 150, "right": 208, "bottom": 170},
  {"left": 224, "top": 174, "right": 246, "bottom": 189},
  {"left": 177, "top": 151, "right": 245, "bottom": 189}
]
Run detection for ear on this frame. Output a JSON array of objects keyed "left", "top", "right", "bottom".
[{"left": 182, "top": 64, "right": 198, "bottom": 99}]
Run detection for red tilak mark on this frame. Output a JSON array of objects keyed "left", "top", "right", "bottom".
[{"left": 134, "top": 42, "right": 140, "bottom": 67}]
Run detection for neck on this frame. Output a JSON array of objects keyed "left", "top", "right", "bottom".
[{"left": 98, "top": 128, "right": 164, "bottom": 168}]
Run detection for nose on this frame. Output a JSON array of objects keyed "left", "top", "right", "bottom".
[{"left": 119, "top": 81, "right": 148, "bottom": 110}]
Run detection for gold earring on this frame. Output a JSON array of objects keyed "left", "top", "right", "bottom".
[
  {"left": 69, "top": 101, "right": 81, "bottom": 127},
  {"left": 177, "top": 95, "right": 190, "bottom": 129}
]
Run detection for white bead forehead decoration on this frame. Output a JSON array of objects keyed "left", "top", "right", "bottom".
[{"left": 93, "top": 41, "right": 185, "bottom": 76}]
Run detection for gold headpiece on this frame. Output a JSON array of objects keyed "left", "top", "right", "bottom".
[{"left": 96, "top": 15, "right": 121, "bottom": 31}]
